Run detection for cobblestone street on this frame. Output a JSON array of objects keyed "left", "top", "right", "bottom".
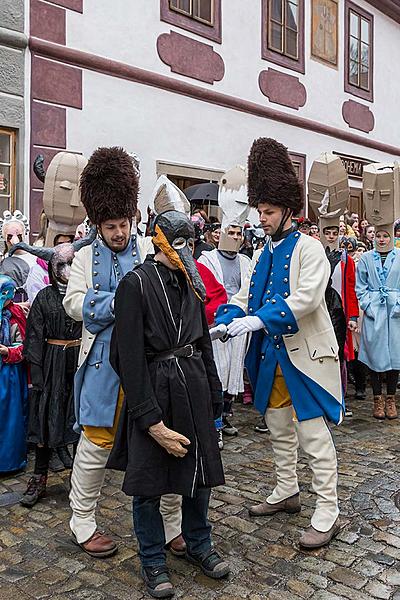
[{"left": 1, "top": 388, "right": 400, "bottom": 600}]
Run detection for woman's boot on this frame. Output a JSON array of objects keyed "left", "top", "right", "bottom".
[
  {"left": 385, "top": 395, "right": 398, "bottom": 419},
  {"left": 373, "top": 395, "right": 385, "bottom": 420},
  {"left": 20, "top": 474, "right": 47, "bottom": 507}
]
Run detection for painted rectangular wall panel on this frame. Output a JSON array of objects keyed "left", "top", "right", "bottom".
[
  {"left": 30, "top": 0, "right": 66, "bottom": 45},
  {"left": 31, "top": 101, "right": 66, "bottom": 148},
  {"left": 32, "top": 55, "right": 82, "bottom": 109}
]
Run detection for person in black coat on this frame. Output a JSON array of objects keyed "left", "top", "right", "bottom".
[
  {"left": 17, "top": 233, "right": 94, "bottom": 508},
  {"left": 107, "top": 177, "right": 229, "bottom": 599}
]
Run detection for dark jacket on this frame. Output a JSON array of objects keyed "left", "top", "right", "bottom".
[
  {"left": 24, "top": 285, "right": 81, "bottom": 447},
  {"left": 107, "top": 258, "right": 224, "bottom": 497}
]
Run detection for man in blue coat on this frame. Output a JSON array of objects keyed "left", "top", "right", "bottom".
[
  {"left": 213, "top": 139, "right": 343, "bottom": 549},
  {"left": 64, "top": 148, "right": 182, "bottom": 558}
]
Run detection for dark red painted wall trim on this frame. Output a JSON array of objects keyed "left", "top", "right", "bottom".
[{"left": 29, "top": 36, "right": 400, "bottom": 157}]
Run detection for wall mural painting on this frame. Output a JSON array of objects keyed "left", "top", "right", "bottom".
[{"left": 311, "top": 0, "right": 338, "bottom": 67}]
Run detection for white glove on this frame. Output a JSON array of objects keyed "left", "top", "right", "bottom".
[
  {"left": 227, "top": 315, "right": 264, "bottom": 337},
  {"left": 209, "top": 323, "right": 228, "bottom": 341}
]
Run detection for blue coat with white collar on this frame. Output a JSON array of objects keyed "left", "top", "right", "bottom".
[
  {"left": 64, "top": 235, "right": 145, "bottom": 429},
  {"left": 216, "top": 231, "right": 344, "bottom": 424}
]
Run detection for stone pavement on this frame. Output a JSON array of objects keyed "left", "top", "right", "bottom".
[{"left": 1, "top": 389, "right": 400, "bottom": 599}]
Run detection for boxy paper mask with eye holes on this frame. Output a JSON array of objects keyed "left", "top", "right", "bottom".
[{"left": 363, "top": 162, "right": 400, "bottom": 252}]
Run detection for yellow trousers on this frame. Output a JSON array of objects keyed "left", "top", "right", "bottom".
[
  {"left": 83, "top": 387, "right": 124, "bottom": 449},
  {"left": 269, "top": 365, "right": 292, "bottom": 409}
]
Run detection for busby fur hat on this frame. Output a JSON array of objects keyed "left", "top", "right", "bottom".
[
  {"left": 247, "top": 138, "right": 304, "bottom": 215},
  {"left": 80, "top": 147, "right": 139, "bottom": 225}
]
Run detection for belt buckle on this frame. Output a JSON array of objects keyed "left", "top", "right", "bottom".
[{"left": 185, "top": 344, "right": 194, "bottom": 358}]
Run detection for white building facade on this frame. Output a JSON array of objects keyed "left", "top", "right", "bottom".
[{"left": 27, "top": 0, "right": 400, "bottom": 231}]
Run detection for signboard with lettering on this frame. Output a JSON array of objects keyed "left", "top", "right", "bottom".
[{"left": 333, "top": 152, "right": 375, "bottom": 180}]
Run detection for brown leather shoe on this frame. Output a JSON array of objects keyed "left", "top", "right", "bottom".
[
  {"left": 249, "top": 493, "right": 301, "bottom": 516},
  {"left": 73, "top": 530, "right": 118, "bottom": 558},
  {"left": 373, "top": 395, "right": 385, "bottom": 420},
  {"left": 299, "top": 517, "right": 341, "bottom": 549},
  {"left": 386, "top": 395, "right": 398, "bottom": 419},
  {"left": 168, "top": 534, "right": 186, "bottom": 557}
]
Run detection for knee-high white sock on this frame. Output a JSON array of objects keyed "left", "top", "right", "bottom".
[
  {"left": 295, "top": 417, "right": 339, "bottom": 532},
  {"left": 265, "top": 406, "right": 300, "bottom": 504},
  {"left": 69, "top": 433, "right": 110, "bottom": 544}
]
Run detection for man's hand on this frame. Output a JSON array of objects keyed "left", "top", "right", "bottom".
[
  {"left": 227, "top": 315, "right": 264, "bottom": 337},
  {"left": 149, "top": 421, "right": 190, "bottom": 458},
  {"left": 348, "top": 320, "right": 359, "bottom": 333},
  {"left": 0, "top": 344, "right": 9, "bottom": 357}
]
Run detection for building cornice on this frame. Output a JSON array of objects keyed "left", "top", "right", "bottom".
[
  {"left": 364, "top": 0, "right": 400, "bottom": 24},
  {"left": 29, "top": 36, "right": 400, "bottom": 157},
  {"left": 0, "top": 27, "right": 28, "bottom": 50}
]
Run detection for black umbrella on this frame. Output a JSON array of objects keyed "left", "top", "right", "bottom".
[{"left": 184, "top": 182, "right": 219, "bottom": 203}]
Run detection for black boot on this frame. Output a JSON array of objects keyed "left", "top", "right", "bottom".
[
  {"left": 49, "top": 450, "right": 65, "bottom": 472},
  {"left": 20, "top": 474, "right": 47, "bottom": 508},
  {"left": 57, "top": 446, "right": 73, "bottom": 469}
]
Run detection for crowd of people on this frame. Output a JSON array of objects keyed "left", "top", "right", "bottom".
[{"left": 0, "top": 140, "right": 399, "bottom": 599}]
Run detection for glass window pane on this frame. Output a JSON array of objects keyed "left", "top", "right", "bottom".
[
  {"left": 0, "top": 167, "right": 10, "bottom": 195},
  {"left": 271, "top": 0, "right": 283, "bottom": 23},
  {"left": 361, "top": 42, "right": 369, "bottom": 67},
  {"left": 285, "top": 27, "right": 298, "bottom": 58},
  {"left": 194, "top": 0, "right": 212, "bottom": 22},
  {"left": 349, "top": 60, "right": 359, "bottom": 86},
  {"left": 361, "top": 18, "right": 369, "bottom": 43},
  {"left": 349, "top": 36, "right": 359, "bottom": 63},
  {"left": 269, "top": 21, "right": 283, "bottom": 52},
  {"left": 170, "top": 0, "right": 191, "bottom": 14},
  {"left": 286, "top": 0, "right": 298, "bottom": 30},
  {"left": 0, "top": 134, "right": 10, "bottom": 164},
  {"left": 360, "top": 63, "right": 369, "bottom": 89},
  {"left": 350, "top": 11, "right": 359, "bottom": 38}
]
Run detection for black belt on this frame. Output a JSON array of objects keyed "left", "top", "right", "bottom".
[{"left": 148, "top": 344, "right": 196, "bottom": 362}]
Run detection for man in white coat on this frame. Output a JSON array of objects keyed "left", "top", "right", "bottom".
[
  {"left": 213, "top": 139, "right": 343, "bottom": 549},
  {"left": 64, "top": 147, "right": 182, "bottom": 558}
]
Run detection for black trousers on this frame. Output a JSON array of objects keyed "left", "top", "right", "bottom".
[
  {"left": 34, "top": 446, "right": 52, "bottom": 475},
  {"left": 349, "top": 352, "right": 368, "bottom": 392},
  {"left": 370, "top": 370, "right": 400, "bottom": 396}
]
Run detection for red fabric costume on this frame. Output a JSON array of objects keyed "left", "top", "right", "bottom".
[
  {"left": 341, "top": 256, "right": 359, "bottom": 362},
  {"left": 196, "top": 260, "right": 227, "bottom": 326},
  {"left": 3, "top": 302, "right": 27, "bottom": 364}
]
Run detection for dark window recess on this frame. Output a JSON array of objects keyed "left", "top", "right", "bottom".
[
  {"left": 262, "top": 0, "right": 305, "bottom": 74},
  {"left": 161, "top": 0, "right": 221, "bottom": 42},
  {"left": 345, "top": 1, "right": 373, "bottom": 102}
]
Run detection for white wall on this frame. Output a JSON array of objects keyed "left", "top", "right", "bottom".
[
  {"left": 67, "top": 68, "right": 396, "bottom": 216},
  {"left": 66, "top": 0, "right": 400, "bottom": 147}
]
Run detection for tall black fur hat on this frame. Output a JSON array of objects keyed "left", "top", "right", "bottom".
[
  {"left": 80, "top": 147, "right": 139, "bottom": 225},
  {"left": 248, "top": 138, "right": 304, "bottom": 215}
]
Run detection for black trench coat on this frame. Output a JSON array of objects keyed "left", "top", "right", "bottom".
[{"left": 107, "top": 258, "right": 225, "bottom": 497}]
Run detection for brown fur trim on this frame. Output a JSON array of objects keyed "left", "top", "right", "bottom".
[
  {"left": 80, "top": 147, "right": 138, "bottom": 225},
  {"left": 247, "top": 138, "right": 304, "bottom": 215}
]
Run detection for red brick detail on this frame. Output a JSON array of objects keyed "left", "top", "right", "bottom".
[
  {"left": 48, "top": 0, "right": 83, "bottom": 12},
  {"left": 30, "top": 0, "right": 66, "bottom": 45},
  {"left": 342, "top": 100, "right": 375, "bottom": 133},
  {"left": 31, "top": 101, "right": 66, "bottom": 148},
  {"left": 31, "top": 55, "right": 82, "bottom": 109},
  {"left": 259, "top": 68, "right": 306, "bottom": 110},
  {"left": 157, "top": 31, "right": 224, "bottom": 84}
]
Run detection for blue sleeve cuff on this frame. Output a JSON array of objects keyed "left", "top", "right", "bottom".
[
  {"left": 83, "top": 288, "right": 115, "bottom": 334},
  {"left": 255, "top": 294, "right": 299, "bottom": 336},
  {"left": 215, "top": 304, "right": 246, "bottom": 326}
]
